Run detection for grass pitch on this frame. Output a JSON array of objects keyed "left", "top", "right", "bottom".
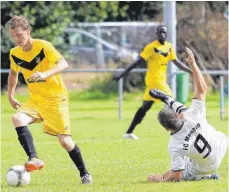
[{"left": 1, "top": 92, "right": 228, "bottom": 192}]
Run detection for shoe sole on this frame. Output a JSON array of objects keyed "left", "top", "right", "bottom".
[{"left": 25, "top": 162, "right": 44, "bottom": 172}]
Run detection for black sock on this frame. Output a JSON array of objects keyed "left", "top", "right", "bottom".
[
  {"left": 68, "top": 144, "right": 89, "bottom": 177},
  {"left": 164, "top": 97, "right": 188, "bottom": 114},
  {"left": 16, "top": 126, "right": 38, "bottom": 160},
  {"left": 126, "top": 107, "right": 146, "bottom": 134}
]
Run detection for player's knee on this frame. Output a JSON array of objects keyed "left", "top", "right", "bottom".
[
  {"left": 58, "top": 135, "right": 74, "bottom": 151},
  {"left": 141, "top": 101, "right": 153, "bottom": 111},
  {"left": 12, "top": 113, "right": 25, "bottom": 127},
  {"left": 12, "top": 113, "right": 35, "bottom": 127},
  {"left": 133, "top": 107, "right": 147, "bottom": 125}
]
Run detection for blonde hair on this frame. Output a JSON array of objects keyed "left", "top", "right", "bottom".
[{"left": 6, "top": 15, "right": 30, "bottom": 30}]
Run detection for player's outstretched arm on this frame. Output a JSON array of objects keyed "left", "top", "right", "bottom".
[
  {"left": 172, "top": 59, "right": 192, "bottom": 75},
  {"left": 186, "top": 47, "right": 207, "bottom": 101},
  {"left": 113, "top": 57, "right": 145, "bottom": 81},
  {"left": 29, "top": 58, "right": 68, "bottom": 81}
]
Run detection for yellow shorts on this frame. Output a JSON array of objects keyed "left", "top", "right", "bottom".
[
  {"left": 143, "top": 83, "right": 174, "bottom": 102},
  {"left": 18, "top": 98, "right": 70, "bottom": 136}
]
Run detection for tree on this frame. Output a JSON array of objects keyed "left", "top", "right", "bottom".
[
  {"left": 1, "top": 1, "right": 72, "bottom": 88},
  {"left": 2, "top": 2, "right": 226, "bottom": 92},
  {"left": 1, "top": 1, "right": 128, "bottom": 88},
  {"left": 70, "top": 1, "right": 127, "bottom": 22}
]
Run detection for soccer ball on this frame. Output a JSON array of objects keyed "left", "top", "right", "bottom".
[{"left": 6, "top": 165, "right": 31, "bottom": 187}]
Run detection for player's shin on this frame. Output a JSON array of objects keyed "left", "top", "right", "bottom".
[
  {"left": 126, "top": 107, "right": 146, "bottom": 133},
  {"left": 68, "top": 144, "right": 89, "bottom": 177},
  {"left": 16, "top": 126, "right": 38, "bottom": 160}
]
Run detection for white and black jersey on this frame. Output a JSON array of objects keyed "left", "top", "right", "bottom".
[{"left": 168, "top": 99, "right": 228, "bottom": 177}]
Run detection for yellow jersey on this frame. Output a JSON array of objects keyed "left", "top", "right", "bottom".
[
  {"left": 140, "top": 40, "right": 176, "bottom": 87},
  {"left": 10, "top": 39, "right": 68, "bottom": 102}
]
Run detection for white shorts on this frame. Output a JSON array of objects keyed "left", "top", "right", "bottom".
[{"left": 181, "top": 157, "right": 216, "bottom": 181}]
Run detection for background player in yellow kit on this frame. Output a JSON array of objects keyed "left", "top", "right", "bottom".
[
  {"left": 6, "top": 15, "right": 92, "bottom": 184},
  {"left": 113, "top": 25, "right": 192, "bottom": 140}
]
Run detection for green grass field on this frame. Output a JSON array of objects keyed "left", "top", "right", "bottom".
[{"left": 1, "top": 91, "right": 228, "bottom": 192}]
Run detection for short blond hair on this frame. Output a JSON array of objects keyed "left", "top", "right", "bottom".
[{"left": 6, "top": 15, "right": 30, "bottom": 30}]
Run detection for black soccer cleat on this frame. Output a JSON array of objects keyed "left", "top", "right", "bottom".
[{"left": 149, "top": 89, "right": 170, "bottom": 102}]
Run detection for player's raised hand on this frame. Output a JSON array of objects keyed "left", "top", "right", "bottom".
[
  {"left": 29, "top": 71, "right": 47, "bottom": 81},
  {"left": 8, "top": 97, "right": 21, "bottom": 109},
  {"left": 186, "top": 47, "right": 196, "bottom": 65}
]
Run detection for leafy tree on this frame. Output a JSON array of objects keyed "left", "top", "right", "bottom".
[
  {"left": 69, "top": 1, "right": 128, "bottom": 22},
  {"left": 1, "top": 1, "right": 129, "bottom": 88},
  {"left": 1, "top": 1, "right": 72, "bottom": 88},
  {"left": 118, "top": 1, "right": 162, "bottom": 21}
]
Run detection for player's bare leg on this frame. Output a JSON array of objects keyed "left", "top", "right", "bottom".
[{"left": 12, "top": 112, "right": 45, "bottom": 172}]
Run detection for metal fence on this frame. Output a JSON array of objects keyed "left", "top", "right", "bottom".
[
  {"left": 57, "top": 22, "right": 159, "bottom": 67},
  {"left": 1, "top": 69, "right": 228, "bottom": 120}
]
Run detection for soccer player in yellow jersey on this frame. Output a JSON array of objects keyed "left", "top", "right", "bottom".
[
  {"left": 113, "top": 25, "right": 192, "bottom": 140},
  {"left": 6, "top": 15, "right": 92, "bottom": 184}
]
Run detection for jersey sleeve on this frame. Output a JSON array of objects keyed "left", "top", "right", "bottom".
[
  {"left": 44, "top": 41, "right": 62, "bottom": 64},
  {"left": 9, "top": 51, "right": 20, "bottom": 73},
  {"left": 169, "top": 147, "right": 185, "bottom": 171},
  {"left": 169, "top": 45, "right": 177, "bottom": 61},
  {"left": 140, "top": 43, "right": 153, "bottom": 61},
  {"left": 183, "top": 99, "right": 206, "bottom": 121}
]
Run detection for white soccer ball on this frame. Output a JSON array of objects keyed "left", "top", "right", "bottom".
[{"left": 6, "top": 165, "right": 31, "bottom": 187}]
